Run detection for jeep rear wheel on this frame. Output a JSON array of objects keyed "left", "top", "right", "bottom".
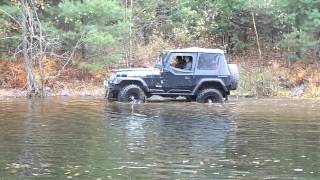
[
  {"left": 196, "top": 88, "right": 223, "bottom": 103},
  {"left": 118, "top": 84, "right": 146, "bottom": 103}
]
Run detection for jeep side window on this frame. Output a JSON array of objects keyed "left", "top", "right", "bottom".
[
  {"left": 169, "top": 55, "right": 193, "bottom": 71},
  {"left": 197, "top": 53, "right": 219, "bottom": 70}
]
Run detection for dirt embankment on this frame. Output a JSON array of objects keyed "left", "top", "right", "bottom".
[{"left": 0, "top": 60, "right": 107, "bottom": 98}]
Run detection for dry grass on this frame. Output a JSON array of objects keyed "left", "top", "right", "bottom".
[
  {"left": 0, "top": 61, "right": 26, "bottom": 88},
  {"left": 229, "top": 49, "right": 320, "bottom": 97},
  {"left": 133, "top": 37, "right": 173, "bottom": 67}
]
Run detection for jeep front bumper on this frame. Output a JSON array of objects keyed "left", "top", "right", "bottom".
[
  {"left": 103, "top": 80, "right": 109, "bottom": 89},
  {"left": 104, "top": 79, "right": 121, "bottom": 98}
]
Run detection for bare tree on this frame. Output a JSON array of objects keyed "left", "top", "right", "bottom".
[
  {"left": 20, "top": 0, "right": 45, "bottom": 97},
  {"left": 0, "top": 0, "right": 81, "bottom": 98},
  {"left": 18, "top": 0, "right": 74, "bottom": 97},
  {"left": 252, "top": 11, "right": 262, "bottom": 61}
]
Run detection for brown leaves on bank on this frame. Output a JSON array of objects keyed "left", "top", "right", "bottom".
[
  {"left": 0, "top": 58, "right": 109, "bottom": 90},
  {"left": 288, "top": 61, "right": 320, "bottom": 86},
  {"left": 0, "top": 61, "right": 26, "bottom": 88}
]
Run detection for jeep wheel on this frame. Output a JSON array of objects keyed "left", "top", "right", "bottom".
[
  {"left": 106, "top": 90, "right": 117, "bottom": 101},
  {"left": 196, "top": 88, "right": 223, "bottom": 103},
  {"left": 118, "top": 84, "right": 146, "bottom": 103}
]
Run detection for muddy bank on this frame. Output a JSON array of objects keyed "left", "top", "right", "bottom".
[{"left": 0, "top": 84, "right": 105, "bottom": 98}]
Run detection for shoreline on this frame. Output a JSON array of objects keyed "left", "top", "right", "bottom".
[
  {"left": 0, "top": 87, "right": 105, "bottom": 98},
  {"left": 1, "top": 88, "right": 319, "bottom": 99}
]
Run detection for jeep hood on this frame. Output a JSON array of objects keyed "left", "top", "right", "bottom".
[{"left": 112, "top": 68, "right": 161, "bottom": 77}]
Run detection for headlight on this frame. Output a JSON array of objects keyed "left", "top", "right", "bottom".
[
  {"left": 103, "top": 80, "right": 108, "bottom": 88},
  {"left": 109, "top": 73, "right": 117, "bottom": 81}
]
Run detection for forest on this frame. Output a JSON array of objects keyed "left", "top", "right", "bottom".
[{"left": 0, "top": 0, "right": 320, "bottom": 97}]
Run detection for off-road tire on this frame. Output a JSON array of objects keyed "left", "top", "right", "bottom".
[
  {"left": 196, "top": 88, "right": 223, "bottom": 103},
  {"left": 106, "top": 90, "right": 117, "bottom": 101},
  {"left": 228, "top": 64, "right": 239, "bottom": 90},
  {"left": 118, "top": 84, "right": 146, "bottom": 103}
]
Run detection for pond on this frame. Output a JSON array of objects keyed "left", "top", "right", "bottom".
[{"left": 0, "top": 97, "right": 319, "bottom": 179}]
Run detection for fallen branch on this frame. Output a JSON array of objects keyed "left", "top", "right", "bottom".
[{"left": 0, "top": 36, "right": 21, "bottom": 40}]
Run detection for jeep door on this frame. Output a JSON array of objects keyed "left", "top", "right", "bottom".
[{"left": 162, "top": 52, "right": 197, "bottom": 93}]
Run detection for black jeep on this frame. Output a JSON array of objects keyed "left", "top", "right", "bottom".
[{"left": 104, "top": 47, "right": 239, "bottom": 103}]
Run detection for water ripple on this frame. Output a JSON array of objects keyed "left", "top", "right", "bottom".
[{"left": 0, "top": 97, "right": 319, "bottom": 179}]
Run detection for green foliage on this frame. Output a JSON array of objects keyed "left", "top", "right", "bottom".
[
  {"left": 47, "top": 0, "right": 128, "bottom": 70},
  {"left": 0, "top": 0, "right": 319, "bottom": 64},
  {"left": 282, "top": 30, "right": 320, "bottom": 61},
  {"left": 0, "top": 3, "right": 21, "bottom": 57},
  {"left": 271, "top": 0, "right": 320, "bottom": 60}
]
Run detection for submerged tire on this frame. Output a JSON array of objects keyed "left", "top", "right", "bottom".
[
  {"left": 228, "top": 64, "right": 239, "bottom": 90},
  {"left": 196, "top": 88, "right": 223, "bottom": 103},
  {"left": 186, "top": 96, "right": 196, "bottom": 102},
  {"left": 118, "top": 84, "right": 146, "bottom": 103},
  {"left": 106, "top": 90, "right": 117, "bottom": 101}
]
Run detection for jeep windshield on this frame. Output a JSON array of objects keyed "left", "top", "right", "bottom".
[{"left": 155, "top": 51, "right": 168, "bottom": 68}]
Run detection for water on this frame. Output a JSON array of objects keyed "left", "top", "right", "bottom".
[{"left": 0, "top": 97, "right": 319, "bottom": 179}]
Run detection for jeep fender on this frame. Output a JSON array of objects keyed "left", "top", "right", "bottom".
[
  {"left": 192, "top": 78, "right": 228, "bottom": 94},
  {"left": 116, "top": 78, "right": 150, "bottom": 92}
]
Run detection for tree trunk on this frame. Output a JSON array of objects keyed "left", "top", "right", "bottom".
[
  {"left": 21, "top": 0, "right": 42, "bottom": 97},
  {"left": 252, "top": 12, "right": 262, "bottom": 61},
  {"left": 128, "top": 0, "right": 133, "bottom": 68},
  {"left": 80, "top": 0, "right": 86, "bottom": 60},
  {"left": 22, "top": 7, "right": 38, "bottom": 97}
]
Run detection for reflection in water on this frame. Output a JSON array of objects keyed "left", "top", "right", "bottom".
[
  {"left": 105, "top": 103, "right": 238, "bottom": 178},
  {"left": 19, "top": 100, "right": 45, "bottom": 177},
  {"left": 0, "top": 98, "right": 319, "bottom": 179}
]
